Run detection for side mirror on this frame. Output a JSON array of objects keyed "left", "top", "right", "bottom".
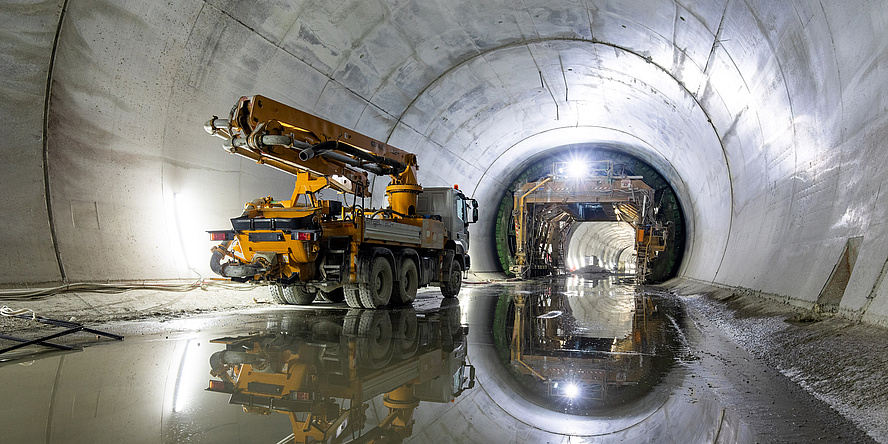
[{"left": 471, "top": 199, "right": 479, "bottom": 223}]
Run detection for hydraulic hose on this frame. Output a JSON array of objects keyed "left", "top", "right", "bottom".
[
  {"left": 210, "top": 350, "right": 263, "bottom": 376},
  {"left": 299, "top": 140, "right": 408, "bottom": 175},
  {"left": 210, "top": 249, "right": 226, "bottom": 276}
]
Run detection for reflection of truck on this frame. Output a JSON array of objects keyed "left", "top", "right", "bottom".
[
  {"left": 206, "top": 300, "right": 474, "bottom": 443},
  {"left": 205, "top": 96, "right": 478, "bottom": 308}
]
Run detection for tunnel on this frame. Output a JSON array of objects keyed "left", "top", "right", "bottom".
[{"left": 3, "top": 1, "right": 888, "bottom": 442}]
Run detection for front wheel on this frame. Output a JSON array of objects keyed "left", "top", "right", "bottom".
[
  {"left": 344, "top": 284, "right": 363, "bottom": 308},
  {"left": 441, "top": 258, "right": 463, "bottom": 298}
]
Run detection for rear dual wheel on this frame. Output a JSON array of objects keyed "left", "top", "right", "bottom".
[
  {"left": 359, "top": 257, "right": 393, "bottom": 309},
  {"left": 343, "top": 256, "right": 419, "bottom": 309},
  {"left": 268, "top": 284, "right": 315, "bottom": 305},
  {"left": 392, "top": 258, "right": 418, "bottom": 305},
  {"left": 344, "top": 284, "right": 363, "bottom": 308},
  {"left": 355, "top": 310, "right": 394, "bottom": 368}
]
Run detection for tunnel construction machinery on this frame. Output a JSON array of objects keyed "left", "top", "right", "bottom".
[
  {"left": 205, "top": 95, "right": 478, "bottom": 308},
  {"left": 511, "top": 161, "right": 666, "bottom": 282},
  {"left": 206, "top": 302, "right": 474, "bottom": 443}
]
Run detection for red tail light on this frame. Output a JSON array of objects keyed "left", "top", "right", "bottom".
[
  {"left": 295, "top": 231, "right": 316, "bottom": 241},
  {"left": 209, "top": 231, "right": 235, "bottom": 241}
]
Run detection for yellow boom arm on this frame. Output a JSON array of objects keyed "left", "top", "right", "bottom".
[{"left": 205, "top": 95, "right": 418, "bottom": 198}]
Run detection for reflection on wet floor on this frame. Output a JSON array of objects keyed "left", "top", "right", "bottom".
[
  {"left": 8, "top": 275, "right": 875, "bottom": 442},
  {"left": 500, "top": 276, "right": 678, "bottom": 415},
  {"left": 205, "top": 301, "right": 472, "bottom": 442}
]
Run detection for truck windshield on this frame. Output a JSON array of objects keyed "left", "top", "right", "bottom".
[{"left": 456, "top": 195, "right": 467, "bottom": 223}]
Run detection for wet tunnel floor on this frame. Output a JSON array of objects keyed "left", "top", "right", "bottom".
[{"left": 0, "top": 277, "right": 881, "bottom": 443}]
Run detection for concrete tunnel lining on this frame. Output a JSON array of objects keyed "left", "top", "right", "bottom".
[{"left": 3, "top": 1, "right": 888, "bottom": 325}]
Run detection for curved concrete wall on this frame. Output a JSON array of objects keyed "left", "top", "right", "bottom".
[{"left": 3, "top": 1, "right": 888, "bottom": 323}]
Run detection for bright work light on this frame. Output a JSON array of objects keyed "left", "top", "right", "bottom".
[{"left": 567, "top": 162, "right": 587, "bottom": 178}]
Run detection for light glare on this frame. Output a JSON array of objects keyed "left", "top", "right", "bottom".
[
  {"left": 564, "top": 383, "right": 579, "bottom": 398},
  {"left": 567, "top": 162, "right": 587, "bottom": 178}
]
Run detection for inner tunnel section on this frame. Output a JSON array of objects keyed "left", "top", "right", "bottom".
[{"left": 493, "top": 146, "right": 685, "bottom": 283}]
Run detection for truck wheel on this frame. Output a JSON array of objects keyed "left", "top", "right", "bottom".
[
  {"left": 343, "top": 309, "right": 363, "bottom": 335},
  {"left": 344, "top": 284, "right": 364, "bottom": 308},
  {"left": 318, "top": 287, "right": 345, "bottom": 303},
  {"left": 355, "top": 310, "right": 393, "bottom": 369},
  {"left": 392, "top": 308, "right": 419, "bottom": 359},
  {"left": 441, "top": 259, "right": 463, "bottom": 298},
  {"left": 282, "top": 285, "right": 315, "bottom": 305},
  {"left": 392, "top": 258, "right": 418, "bottom": 305},
  {"left": 441, "top": 297, "right": 463, "bottom": 352},
  {"left": 268, "top": 284, "right": 287, "bottom": 304},
  {"left": 360, "top": 257, "right": 393, "bottom": 308}
]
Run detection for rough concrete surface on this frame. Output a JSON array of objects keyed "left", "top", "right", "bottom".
[
  {"left": 0, "top": 281, "right": 262, "bottom": 336},
  {"left": 664, "top": 278, "right": 888, "bottom": 443}
]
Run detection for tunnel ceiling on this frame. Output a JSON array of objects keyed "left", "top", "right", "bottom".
[{"left": 5, "top": 0, "right": 888, "bottom": 325}]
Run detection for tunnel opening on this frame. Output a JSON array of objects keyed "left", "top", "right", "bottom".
[
  {"left": 564, "top": 221, "right": 637, "bottom": 273},
  {"left": 493, "top": 145, "right": 685, "bottom": 283}
]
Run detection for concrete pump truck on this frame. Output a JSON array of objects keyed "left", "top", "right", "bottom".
[{"left": 204, "top": 95, "right": 478, "bottom": 309}]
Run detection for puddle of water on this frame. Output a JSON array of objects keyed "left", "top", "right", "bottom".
[
  {"left": 0, "top": 278, "right": 755, "bottom": 443},
  {"left": 0, "top": 300, "right": 472, "bottom": 443},
  {"left": 490, "top": 275, "right": 683, "bottom": 416}
]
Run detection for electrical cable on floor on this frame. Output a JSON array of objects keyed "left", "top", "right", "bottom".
[
  {"left": 0, "top": 279, "right": 259, "bottom": 301},
  {"left": 1, "top": 305, "right": 36, "bottom": 319}
]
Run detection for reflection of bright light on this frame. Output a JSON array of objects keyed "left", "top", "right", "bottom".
[
  {"left": 564, "top": 383, "right": 579, "bottom": 398},
  {"left": 172, "top": 338, "right": 203, "bottom": 413}
]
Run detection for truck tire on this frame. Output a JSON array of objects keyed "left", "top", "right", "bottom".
[
  {"left": 268, "top": 284, "right": 287, "bottom": 304},
  {"left": 318, "top": 287, "right": 345, "bottom": 303},
  {"left": 392, "top": 308, "right": 419, "bottom": 359},
  {"left": 440, "top": 297, "right": 462, "bottom": 352},
  {"left": 392, "top": 258, "right": 418, "bottom": 305},
  {"left": 360, "top": 257, "right": 393, "bottom": 308},
  {"left": 355, "top": 310, "right": 393, "bottom": 369},
  {"left": 441, "top": 259, "right": 463, "bottom": 298},
  {"left": 282, "top": 285, "right": 315, "bottom": 305},
  {"left": 342, "top": 309, "right": 362, "bottom": 335},
  {"left": 344, "top": 284, "right": 363, "bottom": 308}
]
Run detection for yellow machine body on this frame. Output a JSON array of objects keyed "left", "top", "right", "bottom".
[{"left": 205, "top": 95, "right": 477, "bottom": 308}]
